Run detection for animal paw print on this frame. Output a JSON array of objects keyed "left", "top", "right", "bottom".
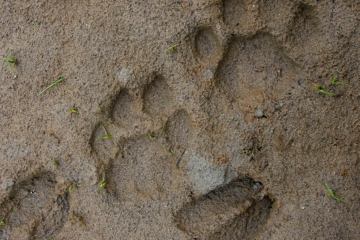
[
  {"left": 175, "top": 177, "right": 272, "bottom": 240},
  {"left": 169, "top": 0, "right": 310, "bottom": 238},
  {"left": 0, "top": 172, "right": 69, "bottom": 240},
  {"left": 184, "top": 8, "right": 304, "bottom": 164},
  {"left": 91, "top": 73, "right": 193, "bottom": 203},
  {"left": 90, "top": 0, "right": 313, "bottom": 237},
  {"left": 214, "top": 32, "right": 302, "bottom": 118},
  {"left": 173, "top": 1, "right": 355, "bottom": 238}
]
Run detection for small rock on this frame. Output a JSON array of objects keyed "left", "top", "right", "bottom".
[
  {"left": 252, "top": 181, "right": 263, "bottom": 192},
  {"left": 116, "top": 67, "right": 134, "bottom": 87},
  {"left": 254, "top": 108, "right": 265, "bottom": 118},
  {"left": 274, "top": 102, "right": 283, "bottom": 111},
  {"left": 297, "top": 79, "right": 305, "bottom": 87}
]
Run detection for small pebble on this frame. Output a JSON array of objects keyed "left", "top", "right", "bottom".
[
  {"left": 252, "top": 181, "right": 263, "bottom": 192},
  {"left": 274, "top": 102, "right": 283, "bottom": 111},
  {"left": 116, "top": 67, "right": 134, "bottom": 87},
  {"left": 254, "top": 108, "right": 265, "bottom": 118},
  {"left": 297, "top": 79, "right": 305, "bottom": 87}
]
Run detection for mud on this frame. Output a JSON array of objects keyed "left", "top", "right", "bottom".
[{"left": 0, "top": 0, "right": 359, "bottom": 239}]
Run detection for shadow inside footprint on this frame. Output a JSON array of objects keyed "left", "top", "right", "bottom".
[
  {"left": 288, "top": 2, "right": 320, "bottom": 46},
  {"left": 223, "top": 0, "right": 247, "bottom": 27},
  {"left": 165, "top": 109, "right": 193, "bottom": 155},
  {"left": 111, "top": 89, "right": 138, "bottom": 126},
  {"left": 0, "top": 172, "right": 69, "bottom": 240},
  {"left": 195, "top": 27, "right": 221, "bottom": 61},
  {"left": 216, "top": 33, "right": 301, "bottom": 112},
  {"left": 222, "top": 0, "right": 261, "bottom": 34},
  {"left": 108, "top": 134, "right": 181, "bottom": 202},
  {"left": 143, "top": 75, "right": 174, "bottom": 119},
  {"left": 208, "top": 196, "right": 273, "bottom": 240},
  {"left": 90, "top": 123, "right": 118, "bottom": 161}
]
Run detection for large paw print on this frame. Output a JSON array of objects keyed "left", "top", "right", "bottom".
[
  {"left": 171, "top": 1, "right": 312, "bottom": 239},
  {"left": 91, "top": 73, "right": 192, "bottom": 203},
  {"left": 89, "top": 0, "right": 314, "bottom": 238},
  {"left": 0, "top": 172, "right": 69, "bottom": 240}
]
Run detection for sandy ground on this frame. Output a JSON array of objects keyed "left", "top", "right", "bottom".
[{"left": 0, "top": 0, "right": 359, "bottom": 239}]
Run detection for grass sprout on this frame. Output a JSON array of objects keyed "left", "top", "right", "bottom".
[
  {"left": 38, "top": 76, "right": 65, "bottom": 96},
  {"left": 68, "top": 106, "right": 79, "bottom": 114},
  {"left": 330, "top": 75, "right": 343, "bottom": 86},
  {"left": 98, "top": 178, "right": 107, "bottom": 190},
  {"left": 324, "top": 183, "right": 343, "bottom": 203},
  {"left": 4, "top": 55, "right": 17, "bottom": 67},
  {"left": 166, "top": 44, "right": 179, "bottom": 54},
  {"left": 315, "top": 84, "right": 335, "bottom": 97},
  {"left": 101, "top": 125, "right": 112, "bottom": 141}
]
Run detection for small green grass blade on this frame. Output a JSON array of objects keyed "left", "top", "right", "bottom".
[
  {"left": 166, "top": 44, "right": 179, "bottom": 54},
  {"left": 101, "top": 134, "right": 112, "bottom": 140},
  {"left": 315, "top": 84, "right": 335, "bottom": 97},
  {"left": 324, "top": 183, "right": 343, "bottom": 203},
  {"left": 330, "top": 75, "right": 343, "bottom": 86},
  {"left": 318, "top": 89, "right": 336, "bottom": 97},
  {"left": 38, "top": 76, "right": 65, "bottom": 96},
  {"left": 4, "top": 55, "right": 17, "bottom": 66},
  {"left": 99, "top": 178, "right": 107, "bottom": 189},
  {"left": 100, "top": 125, "right": 112, "bottom": 141},
  {"left": 68, "top": 107, "right": 79, "bottom": 114}
]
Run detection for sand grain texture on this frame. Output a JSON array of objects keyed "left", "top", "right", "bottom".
[{"left": 0, "top": 0, "right": 359, "bottom": 239}]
